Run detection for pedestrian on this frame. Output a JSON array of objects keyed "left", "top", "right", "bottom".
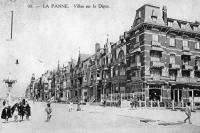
[
  {"left": 13, "top": 107, "right": 19, "bottom": 122},
  {"left": 18, "top": 102, "right": 25, "bottom": 121},
  {"left": 25, "top": 101, "right": 31, "bottom": 120},
  {"left": 45, "top": 103, "right": 52, "bottom": 122},
  {"left": 130, "top": 98, "right": 134, "bottom": 109},
  {"left": 103, "top": 99, "right": 106, "bottom": 107},
  {"left": 134, "top": 97, "right": 138, "bottom": 109},
  {"left": 1, "top": 105, "right": 10, "bottom": 122},
  {"left": 68, "top": 101, "right": 73, "bottom": 112},
  {"left": 184, "top": 102, "right": 192, "bottom": 124},
  {"left": 77, "top": 101, "right": 81, "bottom": 111}
]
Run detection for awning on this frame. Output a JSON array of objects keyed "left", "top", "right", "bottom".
[
  {"left": 151, "top": 46, "right": 164, "bottom": 52},
  {"left": 182, "top": 52, "right": 193, "bottom": 56}
]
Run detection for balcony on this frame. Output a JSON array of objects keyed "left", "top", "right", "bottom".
[
  {"left": 130, "top": 62, "right": 141, "bottom": 69},
  {"left": 151, "top": 41, "right": 161, "bottom": 47},
  {"left": 195, "top": 66, "right": 200, "bottom": 71},
  {"left": 169, "top": 64, "right": 180, "bottom": 70},
  {"left": 182, "top": 64, "right": 193, "bottom": 70},
  {"left": 182, "top": 46, "right": 190, "bottom": 51},
  {"left": 152, "top": 76, "right": 161, "bottom": 81},
  {"left": 176, "top": 77, "right": 197, "bottom": 83},
  {"left": 150, "top": 61, "right": 165, "bottom": 68},
  {"left": 176, "top": 77, "right": 189, "bottom": 83}
]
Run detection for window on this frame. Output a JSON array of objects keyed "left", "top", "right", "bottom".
[
  {"left": 169, "top": 38, "right": 175, "bottom": 46},
  {"left": 152, "top": 34, "right": 158, "bottom": 42},
  {"left": 151, "top": 9, "right": 157, "bottom": 21},
  {"left": 195, "top": 59, "right": 200, "bottom": 66},
  {"left": 150, "top": 51, "right": 161, "bottom": 62},
  {"left": 183, "top": 40, "right": 188, "bottom": 47},
  {"left": 136, "top": 11, "right": 141, "bottom": 19},
  {"left": 195, "top": 42, "right": 200, "bottom": 49},
  {"left": 150, "top": 69, "right": 161, "bottom": 78},
  {"left": 193, "top": 26, "right": 198, "bottom": 31},
  {"left": 168, "top": 21, "right": 173, "bottom": 27},
  {"left": 181, "top": 24, "right": 186, "bottom": 29},
  {"left": 136, "top": 35, "right": 140, "bottom": 43},
  {"left": 135, "top": 54, "right": 140, "bottom": 63},
  {"left": 152, "top": 17, "right": 157, "bottom": 21},
  {"left": 169, "top": 70, "right": 176, "bottom": 80},
  {"left": 182, "top": 70, "right": 190, "bottom": 77},
  {"left": 170, "top": 54, "right": 176, "bottom": 64}
]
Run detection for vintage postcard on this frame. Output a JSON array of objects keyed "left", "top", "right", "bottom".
[{"left": 0, "top": 0, "right": 200, "bottom": 133}]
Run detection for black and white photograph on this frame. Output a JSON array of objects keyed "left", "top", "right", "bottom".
[{"left": 0, "top": 0, "right": 200, "bottom": 132}]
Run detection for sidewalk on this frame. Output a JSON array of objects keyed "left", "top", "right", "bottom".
[{"left": 82, "top": 105, "right": 200, "bottom": 126}]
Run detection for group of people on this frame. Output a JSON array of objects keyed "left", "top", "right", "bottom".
[{"left": 1, "top": 99, "right": 31, "bottom": 122}]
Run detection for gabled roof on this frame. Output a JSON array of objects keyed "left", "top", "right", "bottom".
[{"left": 80, "top": 53, "right": 91, "bottom": 61}]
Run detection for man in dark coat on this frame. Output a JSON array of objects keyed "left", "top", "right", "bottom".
[
  {"left": 1, "top": 106, "right": 12, "bottom": 122},
  {"left": 25, "top": 102, "right": 31, "bottom": 120},
  {"left": 18, "top": 102, "right": 25, "bottom": 121}
]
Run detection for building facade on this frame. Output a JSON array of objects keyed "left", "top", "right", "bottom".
[{"left": 26, "top": 4, "right": 200, "bottom": 108}]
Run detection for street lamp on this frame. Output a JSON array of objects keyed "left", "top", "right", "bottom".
[{"left": 3, "top": 78, "right": 17, "bottom": 105}]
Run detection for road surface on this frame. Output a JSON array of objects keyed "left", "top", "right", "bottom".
[{"left": 0, "top": 102, "right": 200, "bottom": 133}]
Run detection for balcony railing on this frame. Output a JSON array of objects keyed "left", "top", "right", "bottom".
[
  {"left": 182, "top": 46, "right": 190, "bottom": 51},
  {"left": 182, "top": 64, "right": 193, "bottom": 70},
  {"left": 150, "top": 61, "right": 164, "bottom": 68},
  {"left": 152, "top": 76, "right": 161, "bottom": 81},
  {"left": 169, "top": 63, "right": 180, "bottom": 70},
  {"left": 151, "top": 41, "right": 161, "bottom": 47},
  {"left": 176, "top": 77, "right": 197, "bottom": 83}
]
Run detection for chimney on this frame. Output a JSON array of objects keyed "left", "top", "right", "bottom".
[
  {"left": 95, "top": 43, "right": 100, "bottom": 53},
  {"left": 162, "top": 6, "right": 167, "bottom": 24}
]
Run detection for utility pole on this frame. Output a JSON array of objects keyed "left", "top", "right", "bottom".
[{"left": 11, "top": 11, "right": 14, "bottom": 40}]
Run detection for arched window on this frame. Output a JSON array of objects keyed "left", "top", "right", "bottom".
[{"left": 118, "top": 50, "right": 125, "bottom": 63}]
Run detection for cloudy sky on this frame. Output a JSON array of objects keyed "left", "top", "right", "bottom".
[{"left": 0, "top": 0, "right": 200, "bottom": 97}]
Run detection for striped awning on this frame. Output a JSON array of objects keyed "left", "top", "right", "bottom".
[
  {"left": 151, "top": 46, "right": 164, "bottom": 52},
  {"left": 182, "top": 52, "right": 192, "bottom": 56}
]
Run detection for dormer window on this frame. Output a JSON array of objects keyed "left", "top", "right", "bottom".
[
  {"left": 193, "top": 26, "right": 198, "bottom": 31},
  {"left": 136, "top": 10, "right": 141, "bottom": 19},
  {"left": 181, "top": 24, "right": 186, "bottom": 29},
  {"left": 151, "top": 9, "right": 157, "bottom": 21},
  {"left": 168, "top": 21, "right": 173, "bottom": 27}
]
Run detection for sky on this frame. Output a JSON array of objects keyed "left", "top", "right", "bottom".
[{"left": 0, "top": 0, "right": 200, "bottom": 97}]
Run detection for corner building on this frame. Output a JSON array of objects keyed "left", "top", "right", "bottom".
[{"left": 126, "top": 4, "right": 200, "bottom": 107}]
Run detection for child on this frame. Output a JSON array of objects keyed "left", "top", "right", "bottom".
[
  {"left": 77, "top": 101, "right": 81, "bottom": 111},
  {"left": 68, "top": 101, "right": 73, "bottom": 112},
  {"left": 45, "top": 103, "right": 52, "bottom": 122},
  {"left": 13, "top": 107, "right": 19, "bottom": 122},
  {"left": 184, "top": 102, "right": 192, "bottom": 124}
]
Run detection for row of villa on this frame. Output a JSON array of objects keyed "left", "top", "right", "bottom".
[{"left": 25, "top": 4, "right": 200, "bottom": 108}]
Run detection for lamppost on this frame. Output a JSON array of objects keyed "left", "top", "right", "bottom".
[{"left": 3, "top": 78, "right": 17, "bottom": 106}]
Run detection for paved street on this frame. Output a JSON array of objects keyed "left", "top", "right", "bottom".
[{"left": 0, "top": 102, "right": 200, "bottom": 133}]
